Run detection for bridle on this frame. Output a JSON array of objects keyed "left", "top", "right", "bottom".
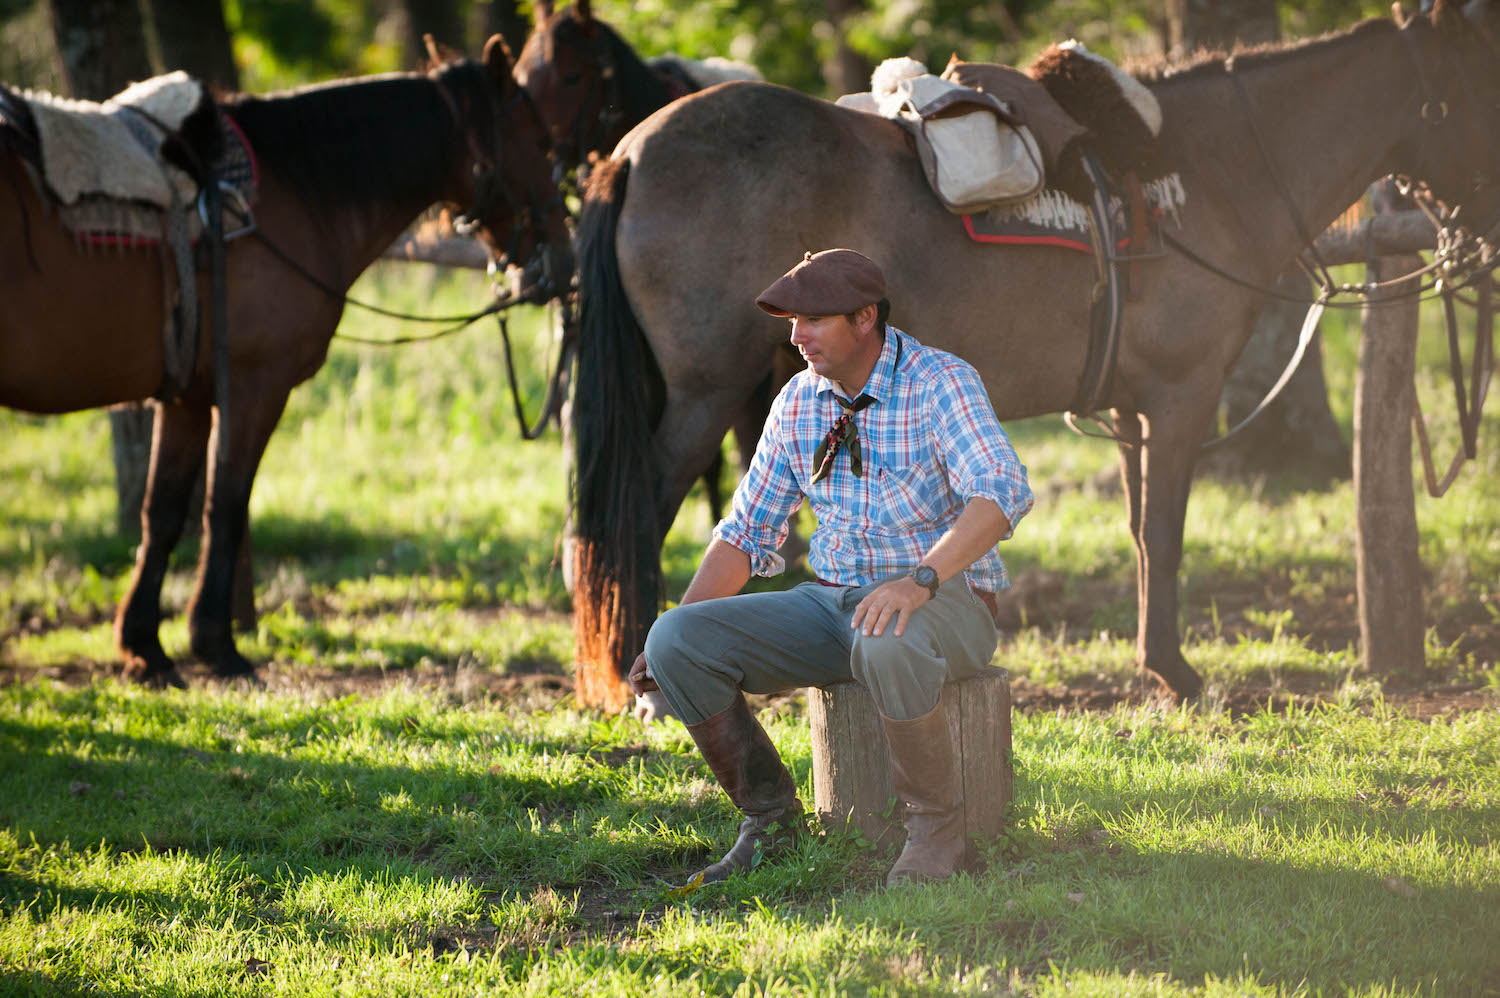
[{"left": 431, "top": 63, "right": 570, "bottom": 303}]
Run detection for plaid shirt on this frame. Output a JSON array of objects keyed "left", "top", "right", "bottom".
[{"left": 715, "top": 326, "right": 1033, "bottom": 591}]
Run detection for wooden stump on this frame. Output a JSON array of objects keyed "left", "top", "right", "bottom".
[{"left": 808, "top": 669, "right": 1012, "bottom": 855}]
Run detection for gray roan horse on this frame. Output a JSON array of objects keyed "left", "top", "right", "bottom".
[
  {"left": 569, "top": 0, "right": 1500, "bottom": 710},
  {"left": 0, "top": 38, "right": 573, "bottom": 688}
]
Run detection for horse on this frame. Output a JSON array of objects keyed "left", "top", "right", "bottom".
[
  {"left": 514, "top": 0, "right": 770, "bottom": 527},
  {"left": 513, "top": 0, "right": 761, "bottom": 175},
  {"left": 567, "top": 0, "right": 1500, "bottom": 711},
  {"left": 0, "top": 36, "right": 574, "bottom": 689}
]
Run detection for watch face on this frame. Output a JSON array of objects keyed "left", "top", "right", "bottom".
[{"left": 912, "top": 566, "right": 939, "bottom": 592}]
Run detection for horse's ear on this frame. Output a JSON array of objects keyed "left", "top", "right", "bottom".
[
  {"left": 943, "top": 52, "right": 962, "bottom": 74},
  {"left": 423, "top": 33, "right": 464, "bottom": 68},
  {"left": 484, "top": 33, "right": 518, "bottom": 91},
  {"left": 576, "top": 0, "right": 594, "bottom": 29},
  {"left": 1392, "top": 2, "right": 1409, "bottom": 27},
  {"left": 1431, "top": 0, "right": 1467, "bottom": 33}
]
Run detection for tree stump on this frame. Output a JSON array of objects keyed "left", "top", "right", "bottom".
[{"left": 808, "top": 669, "right": 1013, "bottom": 855}]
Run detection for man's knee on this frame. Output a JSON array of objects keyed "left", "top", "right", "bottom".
[
  {"left": 644, "top": 604, "right": 691, "bottom": 676},
  {"left": 850, "top": 632, "right": 947, "bottom": 716}
]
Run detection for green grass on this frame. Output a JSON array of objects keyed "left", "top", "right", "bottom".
[
  {"left": 0, "top": 682, "right": 1495, "bottom": 996},
  {"left": 2, "top": 261, "right": 1499, "bottom": 994}
]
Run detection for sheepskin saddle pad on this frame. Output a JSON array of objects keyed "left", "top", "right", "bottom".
[{"left": 16, "top": 71, "right": 207, "bottom": 208}]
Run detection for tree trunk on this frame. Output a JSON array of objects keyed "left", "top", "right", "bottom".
[
  {"left": 143, "top": 0, "right": 239, "bottom": 90},
  {"left": 823, "top": 0, "right": 871, "bottom": 97},
  {"left": 45, "top": 0, "right": 152, "bottom": 100},
  {"left": 1169, "top": 0, "right": 1349, "bottom": 480}
]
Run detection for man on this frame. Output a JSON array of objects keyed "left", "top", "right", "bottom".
[{"left": 630, "top": 248, "right": 1033, "bottom": 887}]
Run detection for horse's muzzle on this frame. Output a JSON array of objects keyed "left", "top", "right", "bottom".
[{"left": 513, "top": 243, "right": 575, "bottom": 304}]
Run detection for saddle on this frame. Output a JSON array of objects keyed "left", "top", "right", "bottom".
[
  {"left": 838, "top": 46, "right": 1185, "bottom": 422},
  {"left": 4, "top": 73, "right": 259, "bottom": 402}
]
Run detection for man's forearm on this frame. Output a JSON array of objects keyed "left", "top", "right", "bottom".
[
  {"left": 680, "top": 538, "right": 754, "bottom": 605},
  {"left": 919, "top": 496, "right": 1011, "bottom": 583}
]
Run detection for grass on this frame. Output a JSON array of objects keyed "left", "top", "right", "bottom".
[
  {"left": 2, "top": 261, "right": 1498, "bottom": 994},
  {"left": 0, "top": 682, "right": 1495, "bottom": 995}
]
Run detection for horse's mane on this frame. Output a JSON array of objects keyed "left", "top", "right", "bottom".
[
  {"left": 1126, "top": 17, "right": 1395, "bottom": 85},
  {"left": 220, "top": 64, "right": 472, "bottom": 211}
]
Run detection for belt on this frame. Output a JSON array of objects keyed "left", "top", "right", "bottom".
[{"left": 817, "top": 577, "right": 999, "bottom": 623}]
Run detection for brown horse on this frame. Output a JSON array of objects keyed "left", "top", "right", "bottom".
[
  {"left": 569, "top": 1, "right": 1500, "bottom": 710},
  {"left": 513, "top": 0, "right": 760, "bottom": 174},
  {"left": 0, "top": 37, "right": 573, "bottom": 689}
]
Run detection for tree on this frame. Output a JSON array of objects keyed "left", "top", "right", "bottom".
[
  {"left": 1168, "top": 0, "right": 1350, "bottom": 480},
  {"left": 145, "top": 0, "right": 240, "bottom": 90}
]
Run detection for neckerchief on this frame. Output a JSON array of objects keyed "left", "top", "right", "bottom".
[
  {"left": 808, "top": 332, "right": 904, "bottom": 486},
  {"left": 810, "top": 392, "right": 874, "bottom": 484}
]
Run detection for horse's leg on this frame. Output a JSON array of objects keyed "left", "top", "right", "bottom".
[
  {"left": 1129, "top": 393, "right": 1210, "bottom": 701},
  {"left": 186, "top": 384, "right": 290, "bottom": 680},
  {"left": 115, "top": 400, "right": 212, "bottom": 689},
  {"left": 1112, "top": 406, "right": 1148, "bottom": 658},
  {"left": 654, "top": 393, "right": 750, "bottom": 568}
]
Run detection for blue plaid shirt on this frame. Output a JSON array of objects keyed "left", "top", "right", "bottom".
[{"left": 715, "top": 326, "right": 1033, "bottom": 591}]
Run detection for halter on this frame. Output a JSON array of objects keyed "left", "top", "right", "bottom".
[{"left": 432, "top": 65, "right": 569, "bottom": 302}]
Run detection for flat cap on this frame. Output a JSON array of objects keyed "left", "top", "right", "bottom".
[{"left": 755, "top": 248, "right": 886, "bottom": 317}]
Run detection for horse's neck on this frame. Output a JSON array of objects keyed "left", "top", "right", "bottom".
[
  {"left": 237, "top": 76, "right": 463, "bottom": 283},
  {"left": 1157, "top": 25, "right": 1416, "bottom": 275}
]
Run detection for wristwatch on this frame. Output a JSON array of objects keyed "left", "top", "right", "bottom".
[{"left": 906, "top": 565, "right": 940, "bottom": 599}]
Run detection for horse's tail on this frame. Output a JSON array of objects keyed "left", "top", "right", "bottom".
[{"left": 571, "top": 156, "right": 664, "bottom": 711}]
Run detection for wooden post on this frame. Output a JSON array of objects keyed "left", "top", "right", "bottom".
[
  {"left": 808, "top": 669, "right": 1012, "bottom": 855},
  {"left": 1355, "top": 251, "right": 1427, "bottom": 677}
]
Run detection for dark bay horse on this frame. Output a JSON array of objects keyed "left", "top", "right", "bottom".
[
  {"left": 569, "top": 1, "right": 1500, "bottom": 710},
  {"left": 0, "top": 37, "right": 573, "bottom": 688},
  {"left": 513, "top": 0, "right": 760, "bottom": 174}
]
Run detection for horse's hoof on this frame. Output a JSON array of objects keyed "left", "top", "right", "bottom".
[
  {"left": 121, "top": 656, "right": 187, "bottom": 690},
  {"left": 207, "top": 650, "right": 260, "bottom": 683}
]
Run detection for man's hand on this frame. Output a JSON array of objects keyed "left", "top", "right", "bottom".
[
  {"left": 850, "top": 576, "right": 933, "bottom": 638},
  {"left": 628, "top": 652, "right": 659, "bottom": 694}
]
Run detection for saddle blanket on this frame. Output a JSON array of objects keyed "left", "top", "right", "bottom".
[
  {"left": 18, "top": 71, "right": 205, "bottom": 207},
  {"left": 963, "top": 174, "right": 1185, "bottom": 253},
  {"left": 57, "top": 110, "right": 259, "bottom": 248}
]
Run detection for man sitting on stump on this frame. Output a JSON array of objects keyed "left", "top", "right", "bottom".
[{"left": 631, "top": 248, "right": 1033, "bottom": 887}]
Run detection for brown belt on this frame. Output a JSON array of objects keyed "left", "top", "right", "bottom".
[{"left": 817, "top": 577, "right": 998, "bottom": 623}]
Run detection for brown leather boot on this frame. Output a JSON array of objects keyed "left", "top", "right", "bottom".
[
  {"left": 684, "top": 695, "right": 803, "bottom": 884},
  {"left": 882, "top": 692, "right": 966, "bottom": 886}
]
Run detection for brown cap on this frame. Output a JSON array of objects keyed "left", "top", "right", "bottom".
[{"left": 755, "top": 249, "right": 886, "bottom": 317}]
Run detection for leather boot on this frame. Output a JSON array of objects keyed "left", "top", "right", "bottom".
[
  {"left": 684, "top": 695, "right": 803, "bottom": 884},
  {"left": 882, "top": 692, "right": 966, "bottom": 886}
]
